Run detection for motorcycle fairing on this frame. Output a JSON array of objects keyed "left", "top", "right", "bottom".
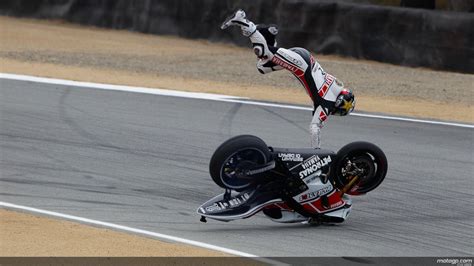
[
  {"left": 200, "top": 136, "right": 387, "bottom": 224},
  {"left": 198, "top": 175, "right": 350, "bottom": 222},
  {"left": 296, "top": 189, "right": 347, "bottom": 214},
  {"left": 197, "top": 186, "right": 282, "bottom": 221},
  {"left": 271, "top": 147, "right": 336, "bottom": 182}
]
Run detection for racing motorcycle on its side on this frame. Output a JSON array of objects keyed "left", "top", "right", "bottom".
[{"left": 197, "top": 135, "right": 387, "bottom": 224}]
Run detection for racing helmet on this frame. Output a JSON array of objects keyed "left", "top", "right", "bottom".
[{"left": 333, "top": 89, "right": 355, "bottom": 116}]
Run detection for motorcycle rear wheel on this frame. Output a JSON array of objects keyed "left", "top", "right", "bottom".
[
  {"left": 209, "top": 135, "right": 271, "bottom": 190},
  {"left": 332, "top": 141, "right": 388, "bottom": 195}
]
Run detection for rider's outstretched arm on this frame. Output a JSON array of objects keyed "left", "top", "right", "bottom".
[{"left": 310, "top": 106, "right": 329, "bottom": 149}]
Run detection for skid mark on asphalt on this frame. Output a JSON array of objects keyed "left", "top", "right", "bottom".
[
  {"left": 259, "top": 106, "right": 309, "bottom": 133},
  {"left": 58, "top": 88, "right": 124, "bottom": 150},
  {"left": 218, "top": 103, "right": 242, "bottom": 140}
]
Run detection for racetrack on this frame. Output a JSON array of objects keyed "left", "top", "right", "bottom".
[{"left": 1, "top": 78, "right": 473, "bottom": 257}]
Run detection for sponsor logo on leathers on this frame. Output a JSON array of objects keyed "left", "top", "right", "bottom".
[
  {"left": 272, "top": 56, "right": 301, "bottom": 73},
  {"left": 277, "top": 50, "right": 304, "bottom": 67}
]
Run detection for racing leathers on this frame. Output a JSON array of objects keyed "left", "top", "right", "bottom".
[{"left": 222, "top": 11, "right": 347, "bottom": 148}]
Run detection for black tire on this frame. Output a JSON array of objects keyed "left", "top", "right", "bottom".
[
  {"left": 332, "top": 142, "right": 388, "bottom": 195},
  {"left": 209, "top": 135, "right": 271, "bottom": 190}
]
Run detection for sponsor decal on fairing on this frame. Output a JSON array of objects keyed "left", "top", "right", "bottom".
[
  {"left": 330, "top": 200, "right": 344, "bottom": 209},
  {"left": 278, "top": 152, "right": 303, "bottom": 162},
  {"left": 204, "top": 193, "right": 250, "bottom": 213},
  {"left": 298, "top": 155, "right": 332, "bottom": 178},
  {"left": 298, "top": 184, "right": 333, "bottom": 202},
  {"left": 205, "top": 203, "right": 222, "bottom": 212},
  {"left": 303, "top": 171, "right": 321, "bottom": 184}
]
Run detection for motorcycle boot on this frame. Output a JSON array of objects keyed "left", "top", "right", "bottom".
[{"left": 221, "top": 9, "right": 257, "bottom": 37}]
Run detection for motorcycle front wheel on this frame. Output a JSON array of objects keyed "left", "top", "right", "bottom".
[
  {"left": 332, "top": 141, "right": 388, "bottom": 195},
  {"left": 209, "top": 135, "right": 271, "bottom": 191}
]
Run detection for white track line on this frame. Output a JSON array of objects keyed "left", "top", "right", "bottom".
[
  {"left": 0, "top": 73, "right": 243, "bottom": 100},
  {"left": 0, "top": 202, "right": 286, "bottom": 265},
  {"left": 1, "top": 73, "right": 472, "bottom": 129}
]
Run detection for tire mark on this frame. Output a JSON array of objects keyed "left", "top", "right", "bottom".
[
  {"left": 259, "top": 106, "right": 309, "bottom": 133},
  {"left": 218, "top": 103, "right": 242, "bottom": 140}
]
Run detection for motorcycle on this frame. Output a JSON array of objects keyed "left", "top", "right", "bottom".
[{"left": 197, "top": 135, "right": 387, "bottom": 224}]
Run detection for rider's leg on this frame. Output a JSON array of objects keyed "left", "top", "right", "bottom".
[
  {"left": 250, "top": 29, "right": 275, "bottom": 60},
  {"left": 221, "top": 10, "right": 274, "bottom": 59}
]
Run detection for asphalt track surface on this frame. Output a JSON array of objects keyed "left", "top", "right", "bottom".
[{"left": 1, "top": 78, "right": 473, "bottom": 257}]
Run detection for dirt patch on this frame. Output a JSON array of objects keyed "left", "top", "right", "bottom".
[
  {"left": 0, "top": 16, "right": 472, "bottom": 123},
  {"left": 0, "top": 208, "right": 243, "bottom": 257}
]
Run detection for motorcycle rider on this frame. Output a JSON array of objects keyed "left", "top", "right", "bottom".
[{"left": 221, "top": 10, "right": 355, "bottom": 149}]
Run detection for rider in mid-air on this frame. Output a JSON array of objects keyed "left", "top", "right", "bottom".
[{"left": 221, "top": 10, "right": 356, "bottom": 149}]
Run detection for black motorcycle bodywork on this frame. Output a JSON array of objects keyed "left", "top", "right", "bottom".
[{"left": 198, "top": 135, "right": 387, "bottom": 223}]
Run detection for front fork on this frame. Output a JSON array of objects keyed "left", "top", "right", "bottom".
[
  {"left": 338, "top": 159, "right": 366, "bottom": 196},
  {"left": 339, "top": 175, "right": 359, "bottom": 197}
]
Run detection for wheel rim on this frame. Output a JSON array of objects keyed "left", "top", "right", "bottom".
[
  {"left": 340, "top": 153, "right": 379, "bottom": 193},
  {"left": 220, "top": 148, "right": 266, "bottom": 189}
]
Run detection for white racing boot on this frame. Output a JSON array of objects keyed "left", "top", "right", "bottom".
[{"left": 221, "top": 9, "right": 257, "bottom": 36}]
